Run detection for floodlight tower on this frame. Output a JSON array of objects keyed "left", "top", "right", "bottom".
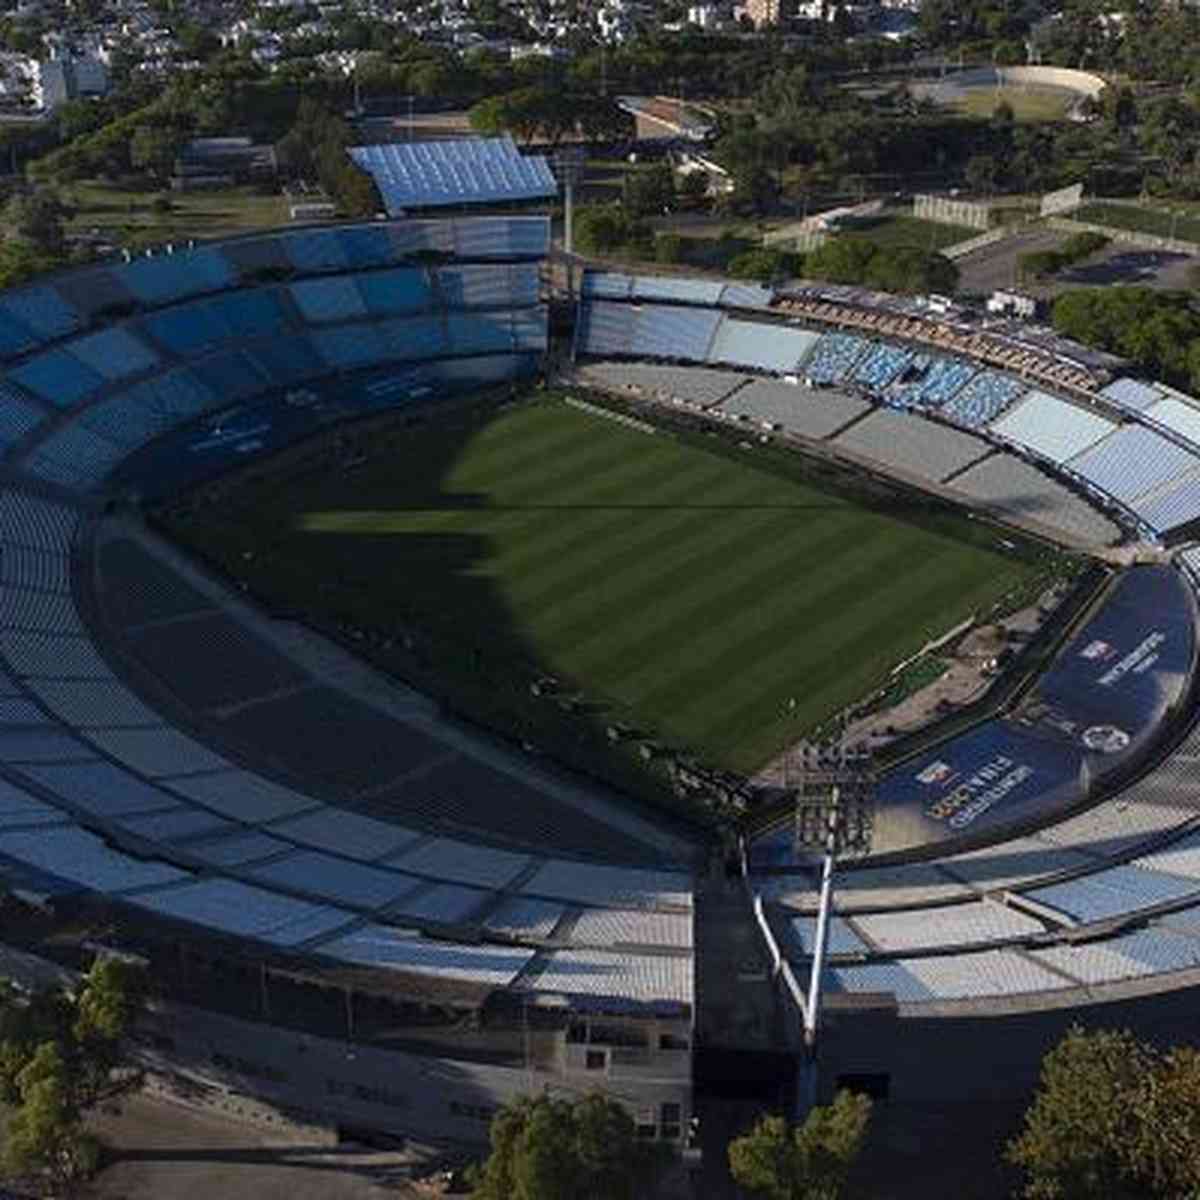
[
  {"left": 552, "top": 147, "right": 586, "bottom": 300},
  {"left": 792, "top": 740, "right": 876, "bottom": 1115}
]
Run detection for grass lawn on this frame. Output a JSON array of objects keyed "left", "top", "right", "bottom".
[
  {"left": 840, "top": 213, "right": 976, "bottom": 251},
  {"left": 175, "top": 396, "right": 1043, "bottom": 775},
  {"left": 1074, "top": 202, "right": 1200, "bottom": 246},
  {"left": 64, "top": 180, "right": 288, "bottom": 245},
  {"left": 953, "top": 85, "right": 1074, "bottom": 122}
]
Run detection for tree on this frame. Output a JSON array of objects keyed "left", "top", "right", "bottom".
[
  {"left": 469, "top": 1092, "right": 667, "bottom": 1200},
  {"left": 728, "top": 1091, "right": 872, "bottom": 1200},
  {"left": 624, "top": 162, "right": 674, "bottom": 218},
  {"left": 130, "top": 123, "right": 184, "bottom": 182},
  {"left": 5, "top": 189, "right": 66, "bottom": 256},
  {"left": 1007, "top": 1026, "right": 1200, "bottom": 1200}
]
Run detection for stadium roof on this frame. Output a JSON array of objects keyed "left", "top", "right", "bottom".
[{"left": 348, "top": 136, "right": 557, "bottom": 214}]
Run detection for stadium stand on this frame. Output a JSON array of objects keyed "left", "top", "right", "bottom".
[
  {"left": 122, "top": 246, "right": 237, "bottom": 306},
  {"left": 519, "top": 949, "right": 691, "bottom": 1011},
  {"left": 1144, "top": 396, "right": 1200, "bottom": 448},
  {"left": 1101, "top": 376, "right": 1163, "bottom": 414},
  {"left": 1138, "top": 470, "right": 1200, "bottom": 535},
  {"left": 988, "top": 391, "right": 1116, "bottom": 464},
  {"left": 10, "top": 348, "right": 104, "bottom": 408},
  {"left": 706, "top": 318, "right": 819, "bottom": 374},
  {"left": 1067, "top": 425, "right": 1199, "bottom": 506},
  {"left": 629, "top": 305, "right": 721, "bottom": 362},
  {"left": 0, "top": 381, "right": 49, "bottom": 452},
  {"left": 850, "top": 342, "right": 913, "bottom": 392},
  {"left": 803, "top": 333, "right": 870, "bottom": 386},
  {"left": 831, "top": 409, "right": 990, "bottom": 483},
  {"left": 630, "top": 276, "right": 725, "bottom": 306},
  {"left": 576, "top": 301, "right": 636, "bottom": 357},
  {"left": 900, "top": 358, "right": 976, "bottom": 410},
  {"left": 578, "top": 361, "right": 746, "bottom": 409},
  {"left": 291, "top": 276, "right": 368, "bottom": 324},
  {"left": 939, "top": 371, "right": 1025, "bottom": 429},
  {"left": 716, "top": 379, "right": 869, "bottom": 439},
  {"left": 950, "top": 454, "right": 1122, "bottom": 544},
  {"left": 0, "top": 285, "right": 82, "bottom": 341}
]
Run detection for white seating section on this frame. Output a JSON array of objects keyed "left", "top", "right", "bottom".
[{"left": 989, "top": 391, "right": 1116, "bottom": 464}]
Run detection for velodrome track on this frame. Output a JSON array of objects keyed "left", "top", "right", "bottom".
[{"left": 4, "top": 229, "right": 1200, "bottom": 1126}]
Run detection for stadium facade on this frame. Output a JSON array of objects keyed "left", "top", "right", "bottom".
[{"left": 1, "top": 218, "right": 1200, "bottom": 1148}]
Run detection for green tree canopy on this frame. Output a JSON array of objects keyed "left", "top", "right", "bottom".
[
  {"left": 469, "top": 1092, "right": 669, "bottom": 1200},
  {"left": 728, "top": 1090, "right": 872, "bottom": 1200},
  {"left": 1006, "top": 1026, "right": 1200, "bottom": 1200}
]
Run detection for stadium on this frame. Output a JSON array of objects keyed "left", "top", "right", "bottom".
[{"left": 3, "top": 194, "right": 1200, "bottom": 1172}]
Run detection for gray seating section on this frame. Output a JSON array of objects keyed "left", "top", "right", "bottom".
[
  {"left": 852, "top": 901, "right": 1043, "bottom": 952},
  {"left": 951, "top": 454, "right": 1121, "bottom": 544},
  {"left": 319, "top": 925, "right": 535, "bottom": 985},
  {"left": 519, "top": 949, "right": 692, "bottom": 1008},
  {"left": 568, "top": 907, "right": 692, "bottom": 948},
  {"left": 719, "top": 379, "right": 869, "bottom": 439},
  {"left": 832, "top": 409, "right": 989, "bottom": 483},
  {"left": 581, "top": 361, "right": 746, "bottom": 408},
  {"left": 631, "top": 275, "right": 725, "bottom": 305},
  {"left": 1138, "top": 469, "right": 1200, "bottom": 534},
  {"left": 629, "top": 305, "right": 721, "bottom": 362}
]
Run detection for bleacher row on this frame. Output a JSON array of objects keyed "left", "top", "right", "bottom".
[
  {"left": 1, "top": 259, "right": 548, "bottom": 494},
  {"left": 575, "top": 287, "right": 1200, "bottom": 541},
  {"left": 756, "top": 586, "right": 1200, "bottom": 1002},
  {"left": 0, "top": 488, "right": 693, "bottom": 1011}
]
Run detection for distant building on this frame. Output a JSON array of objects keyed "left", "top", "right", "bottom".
[
  {"left": 987, "top": 289, "right": 1040, "bottom": 319},
  {"left": 171, "top": 136, "right": 277, "bottom": 191},
  {"left": 742, "top": 0, "right": 780, "bottom": 26},
  {"left": 35, "top": 51, "right": 108, "bottom": 112}
]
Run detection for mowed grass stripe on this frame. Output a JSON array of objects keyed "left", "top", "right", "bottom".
[
  {"left": 690, "top": 547, "right": 1024, "bottom": 766},
  {"left": 507, "top": 467, "right": 793, "bottom": 616},
  {"left": 187, "top": 398, "right": 1041, "bottom": 773},
  {"left": 479, "top": 438, "right": 743, "bottom": 580},
  {"left": 541, "top": 509, "right": 877, "bottom": 675},
  {"left": 619, "top": 530, "right": 924, "bottom": 713}
]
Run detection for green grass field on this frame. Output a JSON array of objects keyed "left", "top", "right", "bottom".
[
  {"left": 840, "top": 213, "right": 976, "bottom": 251},
  {"left": 175, "top": 397, "right": 1042, "bottom": 774},
  {"left": 1074, "top": 202, "right": 1200, "bottom": 246},
  {"left": 953, "top": 85, "right": 1074, "bottom": 123}
]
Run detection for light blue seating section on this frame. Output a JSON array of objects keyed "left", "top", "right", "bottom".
[
  {"left": 630, "top": 305, "right": 720, "bottom": 361},
  {"left": 142, "top": 299, "right": 233, "bottom": 356},
  {"left": 281, "top": 230, "right": 350, "bottom": 274},
  {"left": 246, "top": 334, "right": 326, "bottom": 386},
  {"left": 903, "top": 358, "right": 976, "bottom": 409},
  {"left": 448, "top": 311, "right": 514, "bottom": 355},
  {"left": 336, "top": 225, "right": 395, "bottom": 269},
  {"left": 940, "top": 371, "right": 1024, "bottom": 429},
  {"left": 10, "top": 348, "right": 104, "bottom": 408},
  {"left": 706, "top": 318, "right": 817, "bottom": 373},
  {"left": 582, "top": 273, "right": 633, "bottom": 300},
  {"left": 1024, "top": 864, "right": 1200, "bottom": 924},
  {"left": 191, "top": 349, "right": 272, "bottom": 401},
  {"left": 452, "top": 215, "right": 550, "bottom": 260},
  {"left": 121, "top": 247, "right": 236, "bottom": 306},
  {"left": 0, "top": 285, "right": 82, "bottom": 341},
  {"left": 0, "top": 309, "right": 36, "bottom": 357},
  {"left": 631, "top": 275, "right": 725, "bottom": 305},
  {"left": 1139, "top": 472, "right": 1200, "bottom": 534},
  {"left": 23, "top": 421, "right": 125, "bottom": 490},
  {"left": 377, "top": 315, "right": 449, "bottom": 360},
  {"left": 356, "top": 268, "right": 434, "bottom": 316},
  {"left": 0, "top": 381, "right": 48, "bottom": 451},
  {"left": 718, "top": 282, "right": 774, "bottom": 308},
  {"left": 290, "top": 276, "right": 367, "bottom": 324},
  {"left": 512, "top": 308, "right": 548, "bottom": 352},
  {"left": 312, "top": 323, "right": 389, "bottom": 369},
  {"left": 80, "top": 369, "right": 216, "bottom": 449},
  {"left": 804, "top": 332, "right": 869, "bottom": 385},
  {"left": 68, "top": 327, "right": 159, "bottom": 382},
  {"left": 1068, "top": 425, "right": 1198, "bottom": 505},
  {"left": 851, "top": 343, "right": 913, "bottom": 392},
  {"left": 437, "top": 265, "right": 532, "bottom": 310},
  {"left": 578, "top": 301, "right": 636, "bottom": 356},
  {"left": 218, "top": 289, "right": 288, "bottom": 338},
  {"left": 1101, "top": 376, "right": 1162, "bottom": 413},
  {"left": 988, "top": 390, "right": 1116, "bottom": 465}
]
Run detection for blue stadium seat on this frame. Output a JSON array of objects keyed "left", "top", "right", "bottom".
[
  {"left": 336, "top": 226, "right": 396, "bottom": 269},
  {"left": 217, "top": 289, "right": 288, "bottom": 338},
  {"left": 142, "top": 298, "right": 233, "bottom": 356},
  {"left": 290, "top": 277, "right": 367, "bottom": 324},
  {"left": 10, "top": 348, "right": 104, "bottom": 408},
  {"left": 0, "top": 285, "right": 83, "bottom": 341},
  {"left": 281, "top": 230, "right": 350, "bottom": 274},
  {"left": 356, "top": 268, "right": 434, "bottom": 316},
  {"left": 376, "top": 315, "right": 448, "bottom": 360}
]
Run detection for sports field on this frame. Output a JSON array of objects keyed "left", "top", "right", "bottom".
[{"left": 174, "top": 397, "right": 1043, "bottom": 773}]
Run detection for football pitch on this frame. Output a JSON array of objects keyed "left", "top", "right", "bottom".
[{"left": 172, "top": 396, "right": 1045, "bottom": 774}]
